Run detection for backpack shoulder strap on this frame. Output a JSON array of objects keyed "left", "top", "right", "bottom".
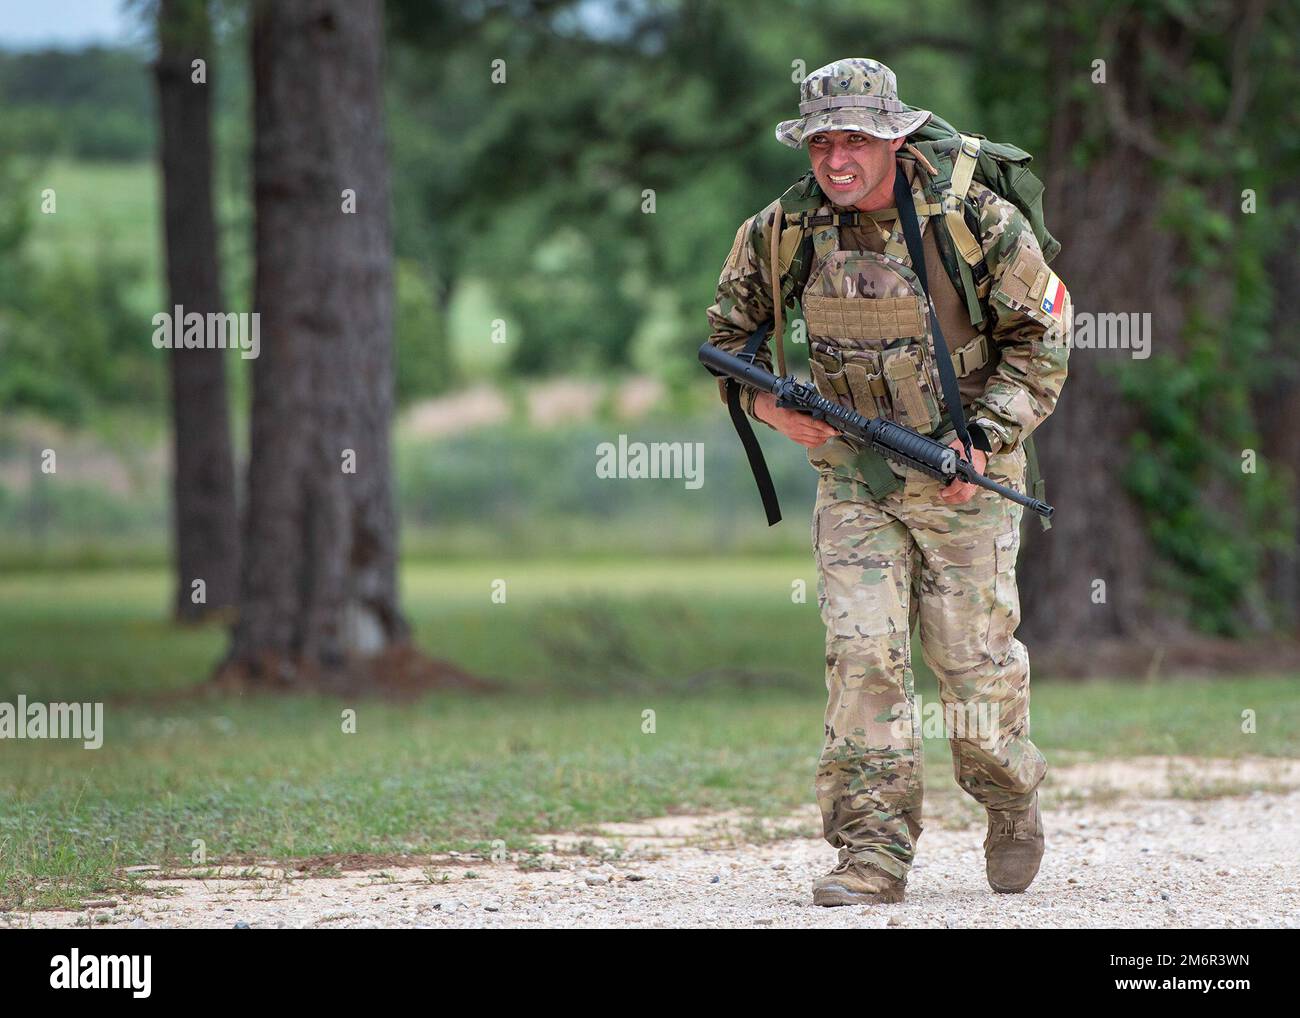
[
  {"left": 913, "top": 135, "right": 990, "bottom": 327},
  {"left": 893, "top": 161, "right": 975, "bottom": 461},
  {"left": 943, "top": 135, "right": 985, "bottom": 269},
  {"left": 763, "top": 174, "right": 826, "bottom": 376}
]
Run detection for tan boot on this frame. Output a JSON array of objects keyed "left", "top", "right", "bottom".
[
  {"left": 813, "top": 860, "right": 906, "bottom": 907},
  {"left": 984, "top": 793, "right": 1044, "bottom": 893}
]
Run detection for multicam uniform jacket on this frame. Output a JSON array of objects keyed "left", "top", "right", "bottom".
[{"left": 706, "top": 158, "right": 1070, "bottom": 468}]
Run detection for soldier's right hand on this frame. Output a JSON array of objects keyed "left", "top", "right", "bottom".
[{"left": 753, "top": 393, "right": 839, "bottom": 449}]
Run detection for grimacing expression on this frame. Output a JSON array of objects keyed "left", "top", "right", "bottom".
[{"left": 807, "top": 130, "right": 905, "bottom": 207}]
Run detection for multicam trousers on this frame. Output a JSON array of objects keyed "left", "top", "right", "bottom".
[{"left": 811, "top": 445, "right": 1048, "bottom": 881}]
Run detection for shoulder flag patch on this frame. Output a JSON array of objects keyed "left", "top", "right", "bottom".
[{"left": 1039, "top": 270, "right": 1067, "bottom": 321}]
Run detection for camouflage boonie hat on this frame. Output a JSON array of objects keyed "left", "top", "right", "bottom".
[{"left": 776, "top": 58, "right": 931, "bottom": 148}]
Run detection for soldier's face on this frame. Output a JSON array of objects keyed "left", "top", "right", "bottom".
[{"left": 807, "top": 131, "right": 905, "bottom": 207}]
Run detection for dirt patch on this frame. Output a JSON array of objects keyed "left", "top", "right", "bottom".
[
  {"left": 401, "top": 385, "right": 511, "bottom": 439},
  {"left": 399, "top": 376, "right": 666, "bottom": 439},
  {"left": 1050, "top": 755, "right": 1300, "bottom": 797},
  {"left": 204, "top": 643, "right": 499, "bottom": 701},
  {"left": 10, "top": 757, "right": 1299, "bottom": 930}
]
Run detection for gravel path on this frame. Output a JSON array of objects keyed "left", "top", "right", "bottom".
[{"left": 10, "top": 757, "right": 1300, "bottom": 929}]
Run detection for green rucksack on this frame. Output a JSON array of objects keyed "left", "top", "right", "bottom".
[{"left": 906, "top": 109, "right": 1060, "bottom": 262}]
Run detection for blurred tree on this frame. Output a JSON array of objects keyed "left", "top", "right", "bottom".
[
  {"left": 220, "top": 0, "right": 410, "bottom": 689},
  {"left": 383, "top": 0, "right": 1002, "bottom": 386},
  {"left": 1256, "top": 185, "right": 1300, "bottom": 631},
  {"left": 986, "top": 0, "right": 1297, "bottom": 645},
  {"left": 154, "top": 0, "right": 240, "bottom": 620},
  {"left": 1244, "top": 2, "right": 1300, "bottom": 633},
  {"left": 991, "top": 1, "right": 1163, "bottom": 645}
]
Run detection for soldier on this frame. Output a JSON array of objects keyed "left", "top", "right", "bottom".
[{"left": 706, "top": 59, "right": 1070, "bottom": 906}]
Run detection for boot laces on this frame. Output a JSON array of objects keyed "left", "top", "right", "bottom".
[{"left": 992, "top": 810, "right": 1034, "bottom": 841}]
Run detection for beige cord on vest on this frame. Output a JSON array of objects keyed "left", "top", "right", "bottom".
[{"left": 769, "top": 210, "right": 787, "bottom": 377}]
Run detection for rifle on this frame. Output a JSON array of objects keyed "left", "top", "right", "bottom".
[{"left": 699, "top": 340, "right": 1054, "bottom": 521}]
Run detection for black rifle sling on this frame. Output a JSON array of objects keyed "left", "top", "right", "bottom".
[
  {"left": 892, "top": 162, "right": 974, "bottom": 461},
  {"left": 723, "top": 321, "right": 782, "bottom": 526}
]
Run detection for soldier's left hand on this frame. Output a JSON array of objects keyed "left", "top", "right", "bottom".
[{"left": 938, "top": 439, "right": 987, "bottom": 505}]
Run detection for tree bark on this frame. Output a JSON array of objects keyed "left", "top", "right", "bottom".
[
  {"left": 221, "top": 0, "right": 409, "bottom": 689},
  {"left": 155, "top": 0, "right": 240, "bottom": 621},
  {"left": 1018, "top": 9, "right": 1171, "bottom": 646},
  {"left": 1011, "top": 4, "right": 1293, "bottom": 659},
  {"left": 1256, "top": 181, "right": 1300, "bottom": 632}
]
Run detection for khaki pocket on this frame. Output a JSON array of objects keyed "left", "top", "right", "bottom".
[
  {"left": 988, "top": 529, "right": 1020, "bottom": 664},
  {"left": 882, "top": 345, "right": 941, "bottom": 433},
  {"left": 811, "top": 344, "right": 890, "bottom": 421},
  {"left": 809, "top": 346, "right": 852, "bottom": 404},
  {"left": 841, "top": 351, "right": 889, "bottom": 420},
  {"left": 813, "top": 502, "right": 896, "bottom": 644}
]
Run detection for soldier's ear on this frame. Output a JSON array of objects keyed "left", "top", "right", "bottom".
[{"left": 889, "top": 136, "right": 906, "bottom": 153}]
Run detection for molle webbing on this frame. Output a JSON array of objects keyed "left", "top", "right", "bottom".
[
  {"left": 803, "top": 294, "right": 926, "bottom": 342},
  {"left": 803, "top": 315, "right": 989, "bottom": 382}
]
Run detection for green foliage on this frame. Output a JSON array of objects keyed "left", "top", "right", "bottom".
[
  {"left": 0, "top": 149, "right": 162, "bottom": 423},
  {"left": 0, "top": 245, "right": 160, "bottom": 425},
  {"left": 0, "top": 391, "right": 826, "bottom": 563},
  {"left": 979, "top": 0, "right": 1299, "bottom": 635},
  {"left": 394, "top": 406, "right": 817, "bottom": 547},
  {"left": 0, "top": 47, "right": 155, "bottom": 160},
  {"left": 0, "top": 478, "right": 166, "bottom": 545},
  {"left": 394, "top": 258, "right": 454, "bottom": 402},
  {"left": 385, "top": 0, "right": 993, "bottom": 380},
  {"left": 1118, "top": 191, "right": 1294, "bottom": 633},
  {"left": 1107, "top": 0, "right": 1300, "bottom": 634}
]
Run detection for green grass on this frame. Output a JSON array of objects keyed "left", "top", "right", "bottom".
[
  {"left": 25, "top": 158, "right": 163, "bottom": 313},
  {"left": 0, "top": 557, "right": 826, "bottom": 701},
  {"left": 1, "top": 559, "right": 1296, "bottom": 908},
  {"left": 0, "top": 693, "right": 819, "bottom": 909}
]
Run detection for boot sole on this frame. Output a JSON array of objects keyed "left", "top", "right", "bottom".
[{"left": 813, "top": 883, "right": 905, "bottom": 907}]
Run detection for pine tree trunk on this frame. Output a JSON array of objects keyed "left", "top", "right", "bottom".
[
  {"left": 221, "top": 0, "right": 409, "bottom": 689},
  {"left": 1013, "top": 4, "right": 1294, "bottom": 664},
  {"left": 155, "top": 0, "right": 240, "bottom": 621},
  {"left": 1256, "top": 181, "right": 1300, "bottom": 632},
  {"left": 1017, "top": 9, "right": 1170, "bottom": 648}
]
